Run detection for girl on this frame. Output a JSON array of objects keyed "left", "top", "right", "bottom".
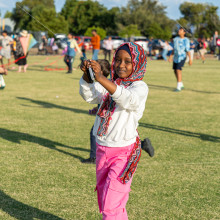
[{"left": 79, "top": 42, "right": 148, "bottom": 219}]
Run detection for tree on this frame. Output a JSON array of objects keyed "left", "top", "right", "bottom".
[
  {"left": 4, "top": 11, "right": 13, "bottom": 19},
  {"left": 8, "top": 0, "right": 67, "bottom": 36},
  {"left": 27, "top": 5, "right": 68, "bottom": 37},
  {"left": 84, "top": 26, "right": 106, "bottom": 40},
  {"left": 98, "top": 7, "right": 120, "bottom": 35},
  {"left": 145, "top": 22, "right": 171, "bottom": 39},
  {"left": 60, "top": 0, "right": 78, "bottom": 20},
  {"left": 67, "top": 0, "right": 107, "bottom": 35},
  {"left": 119, "top": 24, "right": 141, "bottom": 38},
  {"left": 179, "top": 2, "right": 220, "bottom": 37},
  {"left": 117, "top": 0, "right": 174, "bottom": 37},
  {"left": 9, "top": 0, "right": 55, "bottom": 31}
]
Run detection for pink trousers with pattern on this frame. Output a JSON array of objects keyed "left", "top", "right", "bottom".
[{"left": 96, "top": 142, "right": 135, "bottom": 220}]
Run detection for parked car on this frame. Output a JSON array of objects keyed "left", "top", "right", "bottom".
[
  {"left": 59, "top": 37, "right": 68, "bottom": 49},
  {"left": 81, "top": 36, "right": 92, "bottom": 50},
  {"left": 104, "top": 36, "right": 125, "bottom": 50},
  {"left": 132, "top": 36, "right": 148, "bottom": 51}
]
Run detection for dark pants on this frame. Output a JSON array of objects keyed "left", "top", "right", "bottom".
[
  {"left": 90, "top": 126, "right": 97, "bottom": 158},
  {"left": 64, "top": 55, "right": 74, "bottom": 72},
  {"left": 104, "top": 49, "right": 111, "bottom": 61}
]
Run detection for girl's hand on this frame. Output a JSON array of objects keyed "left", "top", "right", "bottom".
[
  {"left": 90, "top": 60, "right": 103, "bottom": 82},
  {"left": 80, "top": 60, "right": 91, "bottom": 83},
  {"left": 80, "top": 60, "right": 88, "bottom": 73}
]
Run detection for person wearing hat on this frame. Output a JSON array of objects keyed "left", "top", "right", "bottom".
[
  {"left": 169, "top": 27, "right": 192, "bottom": 92},
  {"left": 0, "top": 30, "right": 13, "bottom": 67},
  {"left": 15, "top": 30, "right": 28, "bottom": 73}
]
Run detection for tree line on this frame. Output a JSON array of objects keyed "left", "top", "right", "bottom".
[{"left": 5, "top": 0, "right": 220, "bottom": 39}]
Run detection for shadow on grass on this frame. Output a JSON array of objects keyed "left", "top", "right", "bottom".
[
  {"left": 17, "top": 97, "right": 88, "bottom": 115},
  {"left": 148, "top": 84, "right": 220, "bottom": 94},
  {"left": 0, "top": 190, "right": 64, "bottom": 220},
  {"left": 139, "top": 123, "right": 220, "bottom": 143},
  {"left": 0, "top": 128, "right": 89, "bottom": 160}
]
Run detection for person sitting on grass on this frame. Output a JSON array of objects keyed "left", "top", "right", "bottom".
[{"left": 79, "top": 42, "right": 150, "bottom": 219}]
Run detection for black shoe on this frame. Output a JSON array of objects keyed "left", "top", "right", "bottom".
[
  {"left": 66, "top": 71, "right": 72, "bottom": 74},
  {"left": 81, "top": 157, "right": 96, "bottom": 164},
  {"left": 141, "top": 138, "right": 154, "bottom": 157}
]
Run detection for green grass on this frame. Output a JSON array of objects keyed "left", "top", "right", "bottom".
[{"left": 0, "top": 54, "right": 220, "bottom": 220}]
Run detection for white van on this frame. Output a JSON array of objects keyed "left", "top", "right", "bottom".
[{"left": 132, "top": 36, "right": 148, "bottom": 52}]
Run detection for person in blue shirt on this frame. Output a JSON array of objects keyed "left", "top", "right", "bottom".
[
  {"left": 186, "top": 39, "right": 195, "bottom": 63},
  {"left": 169, "top": 27, "right": 192, "bottom": 91},
  {"left": 64, "top": 33, "right": 82, "bottom": 74}
]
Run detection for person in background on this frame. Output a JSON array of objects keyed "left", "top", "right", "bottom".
[
  {"left": 81, "top": 41, "right": 87, "bottom": 59},
  {"left": 148, "top": 37, "right": 154, "bottom": 58},
  {"left": 213, "top": 31, "right": 219, "bottom": 56},
  {"left": 103, "top": 36, "right": 113, "bottom": 62},
  {"left": 167, "top": 38, "right": 174, "bottom": 62},
  {"left": 159, "top": 40, "right": 171, "bottom": 61},
  {"left": 198, "top": 38, "right": 207, "bottom": 64},
  {"left": 15, "top": 30, "right": 29, "bottom": 73},
  {"left": 42, "top": 35, "right": 48, "bottom": 55},
  {"left": 0, "top": 30, "right": 13, "bottom": 68},
  {"left": 186, "top": 39, "right": 195, "bottom": 62},
  {"left": 209, "top": 37, "right": 215, "bottom": 54},
  {"left": 91, "top": 29, "right": 100, "bottom": 60},
  {"left": 64, "top": 33, "right": 82, "bottom": 74},
  {"left": 169, "top": 27, "right": 192, "bottom": 92}
]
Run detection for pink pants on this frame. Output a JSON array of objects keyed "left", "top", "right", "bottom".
[{"left": 96, "top": 142, "right": 135, "bottom": 220}]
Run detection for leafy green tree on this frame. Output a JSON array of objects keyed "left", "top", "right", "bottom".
[
  {"left": 9, "top": 0, "right": 56, "bottom": 31},
  {"left": 179, "top": 2, "right": 220, "bottom": 37},
  {"left": 67, "top": 0, "right": 107, "bottom": 35},
  {"left": 119, "top": 24, "right": 141, "bottom": 38},
  {"left": 98, "top": 7, "right": 120, "bottom": 36},
  {"left": 84, "top": 26, "right": 106, "bottom": 40},
  {"left": 60, "top": 0, "right": 78, "bottom": 20},
  {"left": 4, "top": 11, "right": 13, "bottom": 18},
  {"left": 117, "top": 0, "right": 174, "bottom": 37},
  {"left": 27, "top": 5, "right": 68, "bottom": 37},
  {"left": 145, "top": 22, "right": 171, "bottom": 39}
]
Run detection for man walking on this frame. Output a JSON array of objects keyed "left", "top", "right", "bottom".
[{"left": 91, "top": 29, "right": 100, "bottom": 60}]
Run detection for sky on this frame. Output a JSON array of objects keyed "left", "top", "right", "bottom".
[{"left": 0, "top": 0, "right": 220, "bottom": 20}]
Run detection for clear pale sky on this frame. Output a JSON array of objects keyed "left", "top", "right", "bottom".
[{"left": 1, "top": 0, "right": 220, "bottom": 20}]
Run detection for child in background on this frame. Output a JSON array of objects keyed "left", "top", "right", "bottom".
[
  {"left": 81, "top": 60, "right": 154, "bottom": 164},
  {"left": 79, "top": 42, "right": 149, "bottom": 219},
  {"left": 64, "top": 33, "right": 82, "bottom": 74},
  {"left": 81, "top": 59, "right": 111, "bottom": 164}
]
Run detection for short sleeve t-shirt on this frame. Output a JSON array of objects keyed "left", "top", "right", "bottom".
[
  {"left": 0, "top": 36, "right": 13, "bottom": 51},
  {"left": 173, "top": 37, "right": 190, "bottom": 63},
  {"left": 190, "top": 42, "right": 195, "bottom": 50}
]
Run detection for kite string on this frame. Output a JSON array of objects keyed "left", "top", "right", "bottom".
[{"left": 17, "top": 3, "right": 56, "bottom": 35}]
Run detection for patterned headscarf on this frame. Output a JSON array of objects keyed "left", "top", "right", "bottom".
[{"left": 97, "top": 42, "right": 147, "bottom": 137}]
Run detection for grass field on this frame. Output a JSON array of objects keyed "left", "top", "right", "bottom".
[{"left": 0, "top": 53, "right": 220, "bottom": 220}]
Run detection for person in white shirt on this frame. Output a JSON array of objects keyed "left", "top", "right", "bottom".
[
  {"left": 103, "top": 36, "right": 113, "bottom": 61},
  {"left": 0, "top": 30, "right": 13, "bottom": 67},
  {"left": 79, "top": 42, "right": 148, "bottom": 219},
  {"left": 159, "top": 40, "right": 172, "bottom": 61}
]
